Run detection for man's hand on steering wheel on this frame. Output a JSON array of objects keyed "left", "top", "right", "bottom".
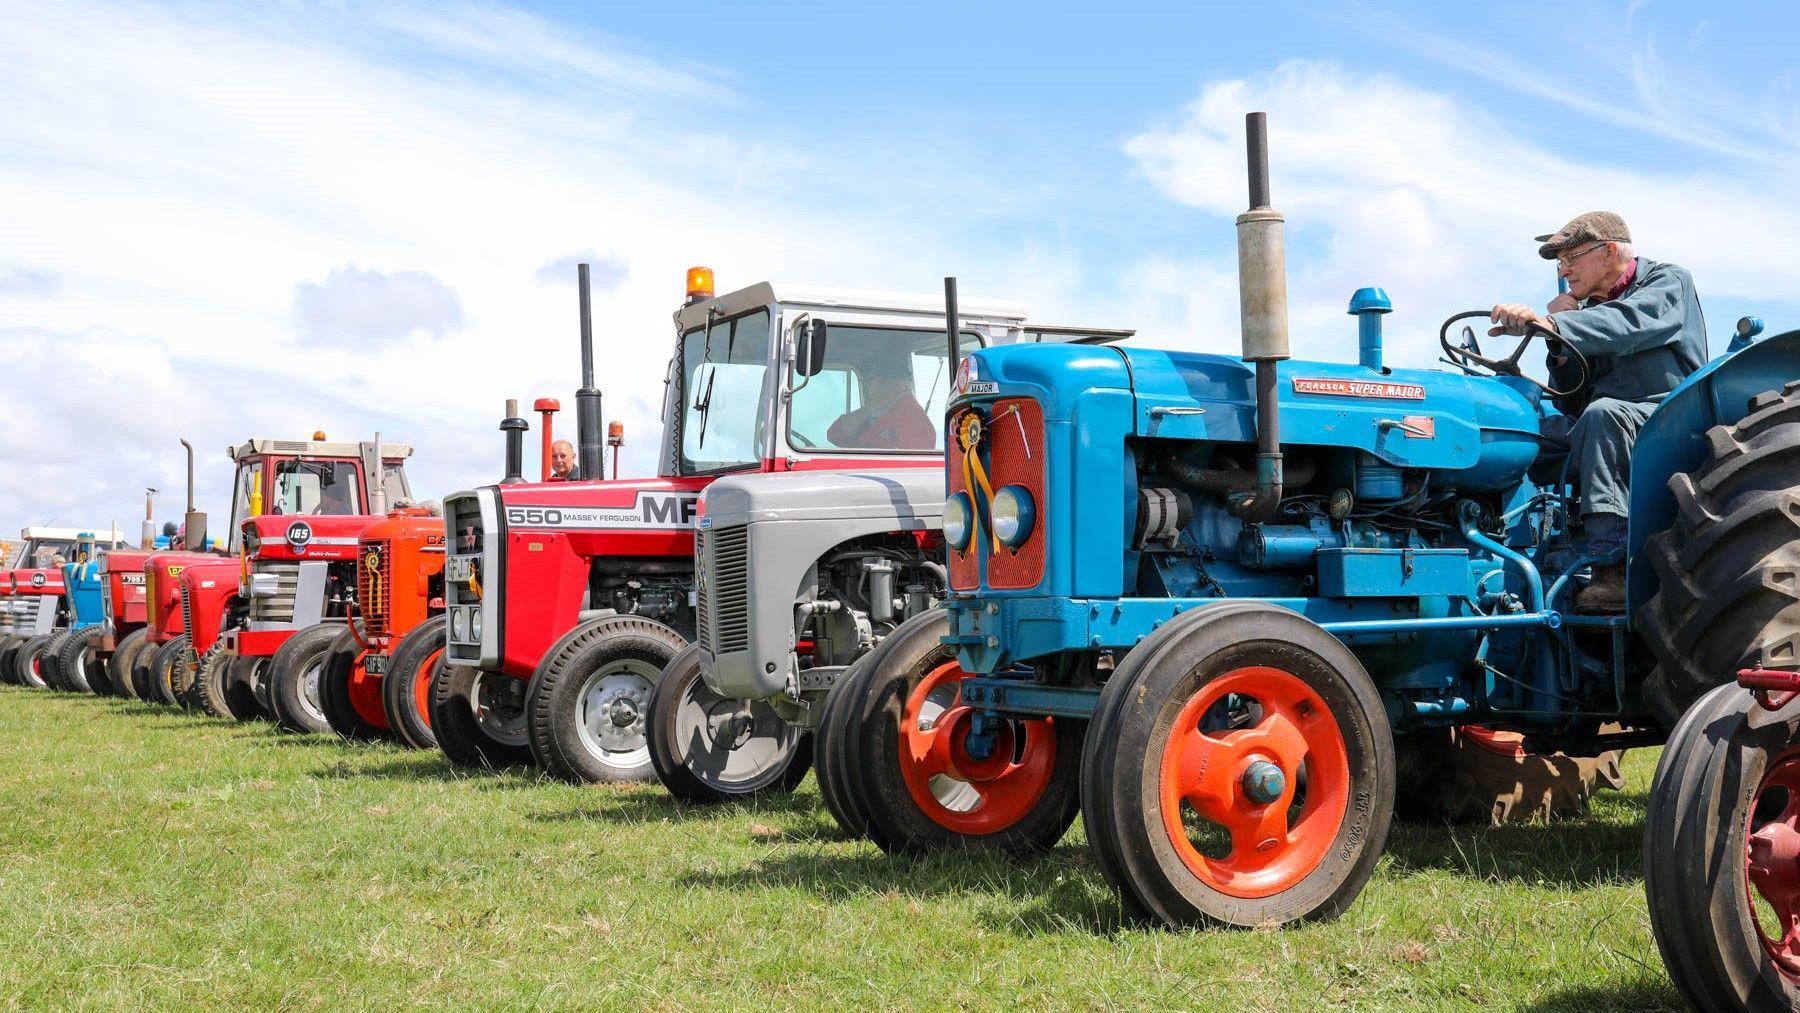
[{"left": 1488, "top": 303, "right": 1559, "bottom": 338}]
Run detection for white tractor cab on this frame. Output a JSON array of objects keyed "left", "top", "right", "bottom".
[{"left": 642, "top": 279, "right": 1132, "bottom": 801}]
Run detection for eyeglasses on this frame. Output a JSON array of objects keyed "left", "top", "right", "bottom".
[{"left": 1556, "top": 242, "right": 1609, "bottom": 269}]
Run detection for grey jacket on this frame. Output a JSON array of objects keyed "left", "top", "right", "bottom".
[{"left": 1546, "top": 257, "right": 1708, "bottom": 404}]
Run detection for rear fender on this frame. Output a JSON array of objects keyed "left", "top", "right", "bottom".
[{"left": 1628, "top": 329, "right": 1800, "bottom": 613}]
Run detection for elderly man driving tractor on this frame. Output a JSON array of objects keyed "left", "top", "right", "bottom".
[{"left": 1490, "top": 211, "right": 1708, "bottom": 611}]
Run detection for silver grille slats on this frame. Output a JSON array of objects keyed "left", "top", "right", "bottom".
[
  {"left": 249, "top": 563, "right": 302, "bottom": 624},
  {"left": 704, "top": 525, "right": 750, "bottom": 655}
]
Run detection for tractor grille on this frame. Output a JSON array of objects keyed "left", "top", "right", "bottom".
[
  {"left": 249, "top": 562, "right": 302, "bottom": 624},
  {"left": 180, "top": 584, "right": 193, "bottom": 637},
  {"left": 145, "top": 569, "right": 159, "bottom": 616},
  {"left": 100, "top": 580, "right": 113, "bottom": 621},
  {"left": 358, "top": 539, "right": 390, "bottom": 636},
  {"left": 0, "top": 595, "right": 13, "bottom": 632},
  {"left": 699, "top": 525, "right": 750, "bottom": 655}
]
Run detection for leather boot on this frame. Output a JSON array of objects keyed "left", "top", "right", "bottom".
[{"left": 1576, "top": 564, "right": 1626, "bottom": 613}]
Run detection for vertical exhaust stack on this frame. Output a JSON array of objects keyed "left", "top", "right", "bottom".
[
  {"left": 141, "top": 487, "right": 157, "bottom": 549},
  {"left": 500, "top": 399, "right": 528, "bottom": 485},
  {"left": 534, "top": 398, "right": 561, "bottom": 481},
  {"left": 370, "top": 432, "right": 387, "bottom": 515},
  {"left": 179, "top": 439, "right": 208, "bottom": 550},
  {"left": 1235, "top": 111, "right": 1289, "bottom": 523},
  {"left": 575, "top": 263, "right": 605, "bottom": 482}
]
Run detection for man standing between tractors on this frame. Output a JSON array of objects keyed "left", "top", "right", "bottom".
[{"left": 1490, "top": 211, "right": 1708, "bottom": 612}]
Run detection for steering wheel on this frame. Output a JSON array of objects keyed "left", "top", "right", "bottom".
[
  {"left": 1438, "top": 310, "right": 1589, "bottom": 400},
  {"left": 788, "top": 428, "right": 819, "bottom": 450}
]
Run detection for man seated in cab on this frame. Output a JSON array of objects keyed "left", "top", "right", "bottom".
[
  {"left": 827, "top": 370, "right": 936, "bottom": 451},
  {"left": 1489, "top": 211, "right": 1708, "bottom": 612}
]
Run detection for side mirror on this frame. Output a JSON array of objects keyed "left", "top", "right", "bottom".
[
  {"left": 184, "top": 510, "right": 208, "bottom": 551},
  {"left": 797, "top": 319, "right": 829, "bottom": 377}
]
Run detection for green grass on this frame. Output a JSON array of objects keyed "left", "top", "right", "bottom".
[{"left": 0, "top": 685, "right": 1680, "bottom": 1011}]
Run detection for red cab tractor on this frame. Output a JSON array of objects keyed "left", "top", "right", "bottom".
[
  {"left": 436, "top": 266, "right": 1026, "bottom": 783},
  {"left": 191, "top": 435, "right": 414, "bottom": 732}
]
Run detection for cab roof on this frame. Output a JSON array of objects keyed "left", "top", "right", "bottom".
[
  {"left": 674, "top": 281, "right": 1029, "bottom": 332},
  {"left": 228, "top": 438, "right": 415, "bottom": 461}
]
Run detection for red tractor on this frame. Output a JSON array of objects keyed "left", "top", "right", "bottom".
[
  {"left": 187, "top": 435, "right": 414, "bottom": 731},
  {"left": 436, "top": 266, "right": 1029, "bottom": 782},
  {"left": 366, "top": 401, "right": 563, "bottom": 749}
]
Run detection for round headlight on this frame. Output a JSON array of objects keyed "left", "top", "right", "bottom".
[
  {"left": 943, "top": 492, "right": 973, "bottom": 551},
  {"left": 451, "top": 609, "right": 468, "bottom": 642},
  {"left": 990, "top": 485, "right": 1035, "bottom": 548},
  {"left": 469, "top": 610, "right": 482, "bottom": 642}
]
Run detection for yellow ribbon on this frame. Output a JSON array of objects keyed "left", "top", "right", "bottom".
[{"left": 956, "top": 413, "right": 1000, "bottom": 554}]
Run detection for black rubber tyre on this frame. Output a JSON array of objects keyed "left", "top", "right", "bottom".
[
  {"left": 526, "top": 616, "right": 689, "bottom": 785},
  {"left": 40, "top": 630, "right": 74, "bottom": 691},
  {"left": 143, "top": 635, "right": 189, "bottom": 705},
  {"left": 131, "top": 638, "right": 162, "bottom": 700},
  {"left": 383, "top": 616, "right": 445, "bottom": 750},
  {"left": 823, "top": 636, "right": 914, "bottom": 848},
  {"left": 266, "top": 624, "right": 341, "bottom": 734},
  {"left": 1085, "top": 602, "right": 1394, "bottom": 929},
  {"left": 843, "top": 609, "right": 1082, "bottom": 856},
  {"left": 430, "top": 662, "right": 532, "bottom": 770},
  {"left": 1392, "top": 727, "right": 1625, "bottom": 825},
  {"left": 319, "top": 627, "right": 389, "bottom": 742},
  {"left": 0, "top": 636, "right": 20, "bottom": 685},
  {"left": 647, "top": 644, "right": 813, "bottom": 803},
  {"left": 14, "top": 634, "right": 55, "bottom": 689},
  {"left": 107, "top": 627, "right": 151, "bottom": 699},
  {"left": 813, "top": 653, "right": 869, "bottom": 837},
  {"left": 188, "top": 640, "right": 236, "bottom": 718},
  {"left": 1640, "top": 381, "right": 1800, "bottom": 728},
  {"left": 171, "top": 635, "right": 205, "bottom": 709},
  {"left": 1645, "top": 682, "right": 1800, "bottom": 1011},
  {"left": 224, "top": 657, "right": 272, "bottom": 720},
  {"left": 54, "top": 627, "right": 105, "bottom": 696}
]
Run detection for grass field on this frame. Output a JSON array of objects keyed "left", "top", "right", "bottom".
[{"left": 0, "top": 685, "right": 1683, "bottom": 1011}]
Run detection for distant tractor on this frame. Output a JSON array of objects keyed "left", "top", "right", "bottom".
[
  {"left": 819, "top": 113, "right": 1800, "bottom": 942},
  {"left": 192, "top": 435, "right": 414, "bottom": 731},
  {"left": 1, "top": 526, "right": 128, "bottom": 689},
  {"left": 437, "top": 266, "right": 1035, "bottom": 783}
]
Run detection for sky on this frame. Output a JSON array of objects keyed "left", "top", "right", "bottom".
[{"left": 1, "top": 0, "right": 1796, "bottom": 532}]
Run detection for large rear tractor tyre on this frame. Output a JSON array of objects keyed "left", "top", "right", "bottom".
[
  {"left": 14, "top": 634, "right": 55, "bottom": 689},
  {"left": 1084, "top": 602, "right": 1394, "bottom": 929},
  {"left": 526, "top": 616, "right": 688, "bottom": 785},
  {"left": 188, "top": 641, "right": 237, "bottom": 719},
  {"left": 319, "top": 627, "right": 391, "bottom": 742},
  {"left": 843, "top": 610, "right": 1082, "bottom": 856},
  {"left": 107, "top": 628, "right": 151, "bottom": 700},
  {"left": 266, "top": 624, "right": 341, "bottom": 734},
  {"left": 0, "top": 636, "right": 21, "bottom": 686},
  {"left": 39, "top": 630, "right": 74, "bottom": 691},
  {"left": 1645, "top": 681, "right": 1800, "bottom": 1011},
  {"left": 647, "top": 644, "right": 812, "bottom": 803},
  {"left": 143, "top": 635, "right": 189, "bottom": 705},
  {"left": 429, "top": 663, "right": 532, "bottom": 770},
  {"left": 54, "top": 627, "right": 106, "bottom": 696},
  {"left": 1641, "top": 381, "right": 1800, "bottom": 727},
  {"left": 383, "top": 616, "right": 444, "bottom": 750},
  {"left": 1393, "top": 726, "right": 1625, "bottom": 825}
]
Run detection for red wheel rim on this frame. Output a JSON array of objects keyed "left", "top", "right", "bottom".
[
  {"left": 348, "top": 651, "right": 390, "bottom": 729},
  {"left": 897, "top": 661, "right": 1056, "bottom": 835},
  {"left": 412, "top": 648, "right": 442, "bottom": 730},
  {"left": 1159, "top": 665, "right": 1350, "bottom": 899},
  {"left": 1747, "top": 746, "right": 1800, "bottom": 978}
]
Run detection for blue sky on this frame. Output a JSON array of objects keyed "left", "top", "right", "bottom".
[{"left": 1, "top": 0, "right": 1795, "bottom": 530}]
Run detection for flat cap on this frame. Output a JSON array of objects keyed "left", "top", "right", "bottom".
[{"left": 1536, "top": 211, "right": 1631, "bottom": 260}]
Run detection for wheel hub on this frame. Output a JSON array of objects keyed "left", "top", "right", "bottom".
[
  {"left": 1747, "top": 751, "right": 1800, "bottom": 975},
  {"left": 577, "top": 664, "right": 657, "bottom": 759},
  {"left": 1242, "top": 759, "right": 1287, "bottom": 806}
]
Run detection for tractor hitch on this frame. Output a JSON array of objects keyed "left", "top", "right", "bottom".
[{"left": 1739, "top": 667, "right": 1800, "bottom": 712}]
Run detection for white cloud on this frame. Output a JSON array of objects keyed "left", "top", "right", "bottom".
[
  {"left": 536, "top": 253, "right": 629, "bottom": 291},
  {"left": 0, "top": 268, "right": 59, "bottom": 298},
  {"left": 294, "top": 265, "right": 464, "bottom": 347},
  {"left": 1120, "top": 60, "right": 1800, "bottom": 365}
]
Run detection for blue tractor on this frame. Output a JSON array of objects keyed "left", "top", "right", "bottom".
[{"left": 819, "top": 113, "right": 1799, "bottom": 1002}]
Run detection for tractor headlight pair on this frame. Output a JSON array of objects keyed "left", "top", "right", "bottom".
[{"left": 944, "top": 486, "right": 1035, "bottom": 551}]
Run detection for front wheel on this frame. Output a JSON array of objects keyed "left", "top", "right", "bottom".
[
  {"left": 39, "top": 630, "right": 74, "bottom": 691},
  {"left": 382, "top": 615, "right": 445, "bottom": 750},
  {"left": 0, "top": 636, "right": 22, "bottom": 685},
  {"left": 526, "top": 616, "right": 688, "bottom": 784},
  {"left": 1645, "top": 681, "right": 1800, "bottom": 1011},
  {"left": 107, "top": 628, "right": 151, "bottom": 699},
  {"left": 1084, "top": 602, "right": 1394, "bottom": 929},
  {"left": 55, "top": 627, "right": 106, "bottom": 695},
  {"left": 429, "top": 663, "right": 532, "bottom": 770},
  {"left": 13, "top": 634, "right": 55, "bottom": 689},
  {"left": 225, "top": 657, "right": 272, "bottom": 720},
  {"left": 188, "top": 641, "right": 237, "bottom": 718},
  {"left": 647, "top": 645, "right": 812, "bottom": 803},
  {"left": 266, "top": 624, "right": 340, "bottom": 734},
  {"left": 143, "top": 635, "right": 190, "bottom": 705},
  {"left": 841, "top": 609, "right": 1082, "bottom": 856},
  {"left": 319, "top": 627, "right": 391, "bottom": 742}
]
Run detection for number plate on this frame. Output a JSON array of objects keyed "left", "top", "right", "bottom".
[
  {"left": 363, "top": 653, "right": 388, "bottom": 675},
  {"left": 445, "top": 556, "right": 475, "bottom": 582}
]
